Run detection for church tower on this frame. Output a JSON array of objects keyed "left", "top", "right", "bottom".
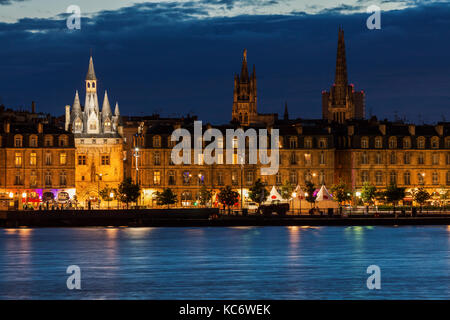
[
  {"left": 64, "top": 55, "right": 124, "bottom": 205},
  {"left": 232, "top": 49, "right": 258, "bottom": 125},
  {"left": 322, "top": 28, "right": 365, "bottom": 123}
]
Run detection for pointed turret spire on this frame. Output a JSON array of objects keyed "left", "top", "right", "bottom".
[
  {"left": 72, "top": 90, "right": 81, "bottom": 113},
  {"left": 240, "top": 49, "right": 249, "bottom": 82},
  {"left": 284, "top": 101, "right": 289, "bottom": 121},
  {"left": 114, "top": 102, "right": 120, "bottom": 116},
  {"left": 86, "top": 56, "right": 97, "bottom": 81},
  {"left": 102, "top": 90, "right": 112, "bottom": 118},
  {"left": 334, "top": 27, "right": 348, "bottom": 87}
]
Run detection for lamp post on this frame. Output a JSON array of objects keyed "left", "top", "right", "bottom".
[
  {"left": 109, "top": 191, "right": 114, "bottom": 210},
  {"left": 292, "top": 192, "right": 297, "bottom": 215},
  {"left": 133, "top": 147, "right": 140, "bottom": 183},
  {"left": 240, "top": 155, "right": 244, "bottom": 211},
  {"left": 96, "top": 173, "right": 108, "bottom": 209}
]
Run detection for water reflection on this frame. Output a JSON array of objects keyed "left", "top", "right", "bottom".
[{"left": 1, "top": 226, "right": 450, "bottom": 299}]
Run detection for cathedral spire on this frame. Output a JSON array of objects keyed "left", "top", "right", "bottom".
[
  {"left": 284, "top": 101, "right": 289, "bottom": 121},
  {"left": 240, "top": 49, "right": 249, "bottom": 82},
  {"left": 335, "top": 27, "right": 348, "bottom": 87},
  {"left": 86, "top": 56, "right": 97, "bottom": 81}
]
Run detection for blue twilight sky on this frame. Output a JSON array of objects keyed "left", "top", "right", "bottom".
[{"left": 0, "top": 0, "right": 449, "bottom": 124}]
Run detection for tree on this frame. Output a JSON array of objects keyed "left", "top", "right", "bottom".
[
  {"left": 361, "top": 182, "right": 377, "bottom": 205},
  {"left": 117, "top": 178, "right": 141, "bottom": 209},
  {"left": 280, "top": 180, "right": 294, "bottom": 201},
  {"left": 217, "top": 186, "right": 239, "bottom": 214},
  {"left": 440, "top": 188, "right": 449, "bottom": 207},
  {"left": 155, "top": 188, "right": 177, "bottom": 208},
  {"left": 249, "top": 179, "right": 268, "bottom": 206},
  {"left": 304, "top": 181, "right": 317, "bottom": 208},
  {"left": 331, "top": 182, "right": 352, "bottom": 213},
  {"left": 412, "top": 187, "right": 431, "bottom": 212},
  {"left": 99, "top": 187, "right": 117, "bottom": 208},
  {"left": 198, "top": 185, "right": 212, "bottom": 207},
  {"left": 383, "top": 183, "right": 406, "bottom": 214}
]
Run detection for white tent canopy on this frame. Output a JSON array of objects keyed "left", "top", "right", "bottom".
[
  {"left": 293, "top": 185, "right": 305, "bottom": 199},
  {"left": 315, "top": 185, "right": 333, "bottom": 201},
  {"left": 268, "top": 186, "right": 283, "bottom": 202}
]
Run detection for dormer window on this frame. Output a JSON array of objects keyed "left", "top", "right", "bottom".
[
  {"left": 104, "top": 120, "right": 111, "bottom": 131},
  {"left": 74, "top": 119, "right": 82, "bottom": 131}
]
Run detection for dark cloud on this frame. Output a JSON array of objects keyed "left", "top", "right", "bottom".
[
  {"left": 0, "top": 2, "right": 449, "bottom": 124},
  {"left": 0, "top": 0, "right": 28, "bottom": 5}
]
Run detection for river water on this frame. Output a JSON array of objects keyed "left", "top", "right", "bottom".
[{"left": 1, "top": 226, "right": 450, "bottom": 299}]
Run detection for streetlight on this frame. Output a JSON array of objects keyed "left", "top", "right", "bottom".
[
  {"left": 133, "top": 147, "right": 140, "bottom": 184},
  {"left": 239, "top": 154, "right": 244, "bottom": 211},
  {"left": 292, "top": 191, "right": 297, "bottom": 214},
  {"left": 109, "top": 191, "right": 114, "bottom": 210},
  {"left": 96, "top": 173, "right": 108, "bottom": 209}
]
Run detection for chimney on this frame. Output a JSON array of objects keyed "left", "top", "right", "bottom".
[
  {"left": 65, "top": 105, "right": 71, "bottom": 131},
  {"left": 38, "top": 122, "right": 43, "bottom": 134},
  {"left": 295, "top": 124, "right": 303, "bottom": 135},
  {"left": 408, "top": 125, "right": 415, "bottom": 136},
  {"left": 435, "top": 125, "right": 444, "bottom": 136},
  {"left": 379, "top": 124, "right": 386, "bottom": 135},
  {"left": 347, "top": 125, "right": 354, "bottom": 136},
  {"left": 31, "top": 101, "right": 36, "bottom": 114},
  {"left": 4, "top": 120, "right": 10, "bottom": 133}
]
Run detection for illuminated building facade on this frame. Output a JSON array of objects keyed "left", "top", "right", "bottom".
[
  {"left": 65, "top": 56, "right": 124, "bottom": 206},
  {"left": 0, "top": 118, "right": 76, "bottom": 209}
]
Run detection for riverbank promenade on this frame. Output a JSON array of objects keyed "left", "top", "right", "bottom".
[{"left": 1, "top": 208, "right": 450, "bottom": 227}]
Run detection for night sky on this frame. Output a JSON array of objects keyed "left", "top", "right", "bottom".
[{"left": 0, "top": 0, "right": 449, "bottom": 124}]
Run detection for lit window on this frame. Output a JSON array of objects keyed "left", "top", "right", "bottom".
[
  {"left": 60, "top": 153, "right": 67, "bottom": 165},
  {"left": 30, "top": 152, "right": 37, "bottom": 166},
  {"left": 101, "top": 155, "right": 110, "bottom": 166},
  {"left": 15, "top": 153, "right": 22, "bottom": 167},
  {"left": 153, "top": 171, "right": 161, "bottom": 185}
]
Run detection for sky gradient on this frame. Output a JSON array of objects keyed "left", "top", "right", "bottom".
[{"left": 0, "top": 0, "right": 449, "bottom": 124}]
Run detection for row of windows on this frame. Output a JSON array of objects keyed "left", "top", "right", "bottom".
[
  {"left": 360, "top": 171, "right": 450, "bottom": 186},
  {"left": 146, "top": 135, "right": 330, "bottom": 149},
  {"left": 136, "top": 152, "right": 328, "bottom": 166},
  {"left": 77, "top": 155, "right": 110, "bottom": 166},
  {"left": 13, "top": 171, "right": 68, "bottom": 186},
  {"left": 360, "top": 136, "right": 450, "bottom": 149},
  {"left": 14, "top": 152, "right": 68, "bottom": 166},
  {"left": 139, "top": 170, "right": 327, "bottom": 187},
  {"left": 13, "top": 135, "right": 69, "bottom": 148},
  {"left": 359, "top": 152, "right": 450, "bottom": 165}
]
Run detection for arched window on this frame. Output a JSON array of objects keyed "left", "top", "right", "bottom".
[
  {"left": 14, "top": 135, "right": 23, "bottom": 147},
  {"left": 289, "top": 171, "right": 297, "bottom": 184},
  {"left": 74, "top": 118, "right": 82, "bottom": 132},
  {"left": 361, "top": 152, "right": 368, "bottom": 165},
  {"left": 404, "top": 171, "right": 411, "bottom": 185},
  {"left": 375, "top": 137, "right": 382, "bottom": 148},
  {"left": 390, "top": 171, "right": 397, "bottom": 185},
  {"left": 403, "top": 137, "right": 411, "bottom": 149},
  {"left": 431, "top": 136, "right": 439, "bottom": 149},
  {"left": 417, "top": 137, "right": 425, "bottom": 149},
  {"left": 153, "top": 135, "right": 161, "bottom": 148},
  {"left": 361, "top": 137, "right": 369, "bottom": 149},
  {"left": 432, "top": 172, "right": 439, "bottom": 185}
]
